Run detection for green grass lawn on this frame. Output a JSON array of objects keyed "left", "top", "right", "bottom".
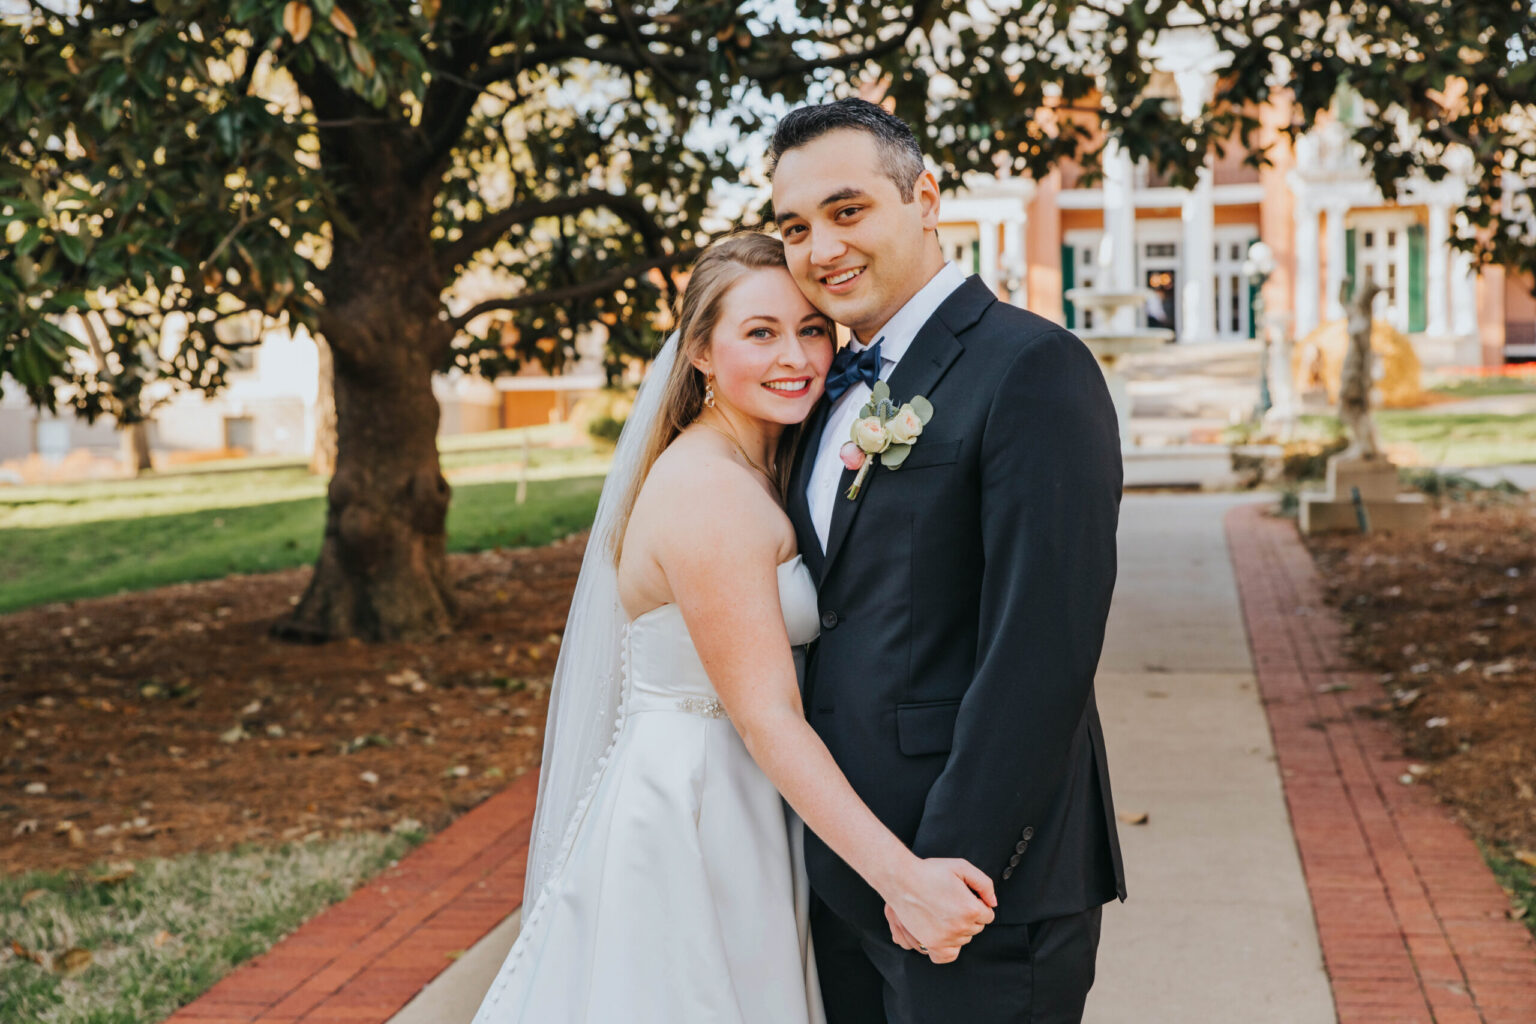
[
  {"left": 1427, "top": 375, "right": 1536, "bottom": 399},
  {"left": 0, "top": 437, "right": 609, "bottom": 614},
  {"left": 1, "top": 831, "right": 423, "bottom": 1024},
  {"left": 1290, "top": 411, "right": 1536, "bottom": 468}
]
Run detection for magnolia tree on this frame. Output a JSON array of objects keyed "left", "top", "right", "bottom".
[{"left": 2, "top": 0, "right": 1530, "bottom": 641}]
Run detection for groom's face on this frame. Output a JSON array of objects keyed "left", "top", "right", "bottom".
[{"left": 772, "top": 129, "right": 940, "bottom": 341}]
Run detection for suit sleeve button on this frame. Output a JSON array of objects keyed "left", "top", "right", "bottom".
[
  {"left": 1015, "top": 840, "right": 1029, "bottom": 854},
  {"left": 820, "top": 610, "right": 839, "bottom": 629},
  {"left": 1007, "top": 853, "right": 1021, "bottom": 867},
  {"left": 1021, "top": 826, "right": 1035, "bottom": 840},
  {"left": 1002, "top": 867, "right": 1014, "bottom": 880}
]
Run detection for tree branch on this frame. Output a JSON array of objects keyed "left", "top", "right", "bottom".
[
  {"left": 477, "top": 3, "right": 942, "bottom": 90},
  {"left": 411, "top": 38, "right": 493, "bottom": 182},
  {"left": 449, "top": 250, "right": 695, "bottom": 330},
  {"left": 438, "top": 190, "right": 664, "bottom": 269}
]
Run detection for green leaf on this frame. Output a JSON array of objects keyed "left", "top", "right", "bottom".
[
  {"left": 881, "top": 443, "right": 913, "bottom": 469},
  {"left": 909, "top": 395, "right": 933, "bottom": 424},
  {"left": 34, "top": 318, "right": 82, "bottom": 360},
  {"left": 16, "top": 225, "right": 43, "bottom": 256},
  {"left": 59, "top": 232, "right": 87, "bottom": 265},
  {"left": 870, "top": 380, "right": 891, "bottom": 404}
]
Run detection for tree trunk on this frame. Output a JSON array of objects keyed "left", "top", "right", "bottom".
[
  {"left": 124, "top": 420, "right": 153, "bottom": 475},
  {"left": 274, "top": 331, "right": 454, "bottom": 642},
  {"left": 270, "top": 114, "right": 462, "bottom": 643},
  {"left": 274, "top": 198, "right": 455, "bottom": 642},
  {"left": 309, "top": 334, "right": 337, "bottom": 477}
]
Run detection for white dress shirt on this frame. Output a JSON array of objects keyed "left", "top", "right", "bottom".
[{"left": 806, "top": 262, "right": 968, "bottom": 550}]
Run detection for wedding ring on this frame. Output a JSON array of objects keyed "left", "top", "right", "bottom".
[{"left": 917, "top": 943, "right": 928, "bottom": 954}]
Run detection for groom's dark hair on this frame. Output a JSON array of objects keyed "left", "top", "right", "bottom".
[{"left": 767, "top": 98, "right": 927, "bottom": 203}]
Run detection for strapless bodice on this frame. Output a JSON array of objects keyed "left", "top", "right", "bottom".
[{"left": 623, "top": 556, "right": 819, "bottom": 715}]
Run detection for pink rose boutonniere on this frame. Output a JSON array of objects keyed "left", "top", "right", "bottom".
[{"left": 837, "top": 381, "right": 935, "bottom": 500}]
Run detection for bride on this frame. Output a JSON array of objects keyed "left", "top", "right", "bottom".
[{"left": 469, "top": 233, "right": 996, "bottom": 1023}]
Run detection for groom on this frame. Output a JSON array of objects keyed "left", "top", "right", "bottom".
[{"left": 773, "top": 99, "right": 1126, "bottom": 1023}]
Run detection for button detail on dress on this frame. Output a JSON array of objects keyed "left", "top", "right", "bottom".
[{"left": 820, "top": 610, "right": 839, "bottom": 630}]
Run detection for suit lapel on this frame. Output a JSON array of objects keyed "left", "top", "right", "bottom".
[
  {"left": 819, "top": 314, "right": 966, "bottom": 580},
  {"left": 787, "top": 398, "right": 830, "bottom": 580}
]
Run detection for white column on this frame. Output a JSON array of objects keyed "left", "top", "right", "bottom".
[
  {"left": 1294, "top": 198, "right": 1320, "bottom": 336},
  {"left": 1451, "top": 247, "right": 1478, "bottom": 338},
  {"left": 1426, "top": 202, "right": 1450, "bottom": 335},
  {"left": 1001, "top": 217, "right": 1026, "bottom": 307},
  {"left": 1324, "top": 202, "right": 1349, "bottom": 322},
  {"left": 1103, "top": 138, "right": 1137, "bottom": 332},
  {"left": 1180, "top": 162, "right": 1215, "bottom": 344},
  {"left": 977, "top": 219, "right": 1000, "bottom": 297}
]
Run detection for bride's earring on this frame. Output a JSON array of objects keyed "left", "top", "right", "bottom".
[{"left": 704, "top": 374, "right": 716, "bottom": 408}]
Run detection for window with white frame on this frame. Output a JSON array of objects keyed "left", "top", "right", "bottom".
[
  {"left": 1351, "top": 214, "right": 1414, "bottom": 332},
  {"left": 1212, "top": 228, "right": 1259, "bottom": 340}
]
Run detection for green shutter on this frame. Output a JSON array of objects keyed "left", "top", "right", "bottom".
[
  {"left": 971, "top": 239, "right": 981, "bottom": 275},
  {"left": 1247, "top": 237, "right": 1260, "bottom": 339},
  {"left": 1408, "top": 223, "right": 1426, "bottom": 333},
  {"left": 1344, "top": 228, "right": 1356, "bottom": 303},
  {"left": 1061, "top": 243, "right": 1076, "bottom": 330}
]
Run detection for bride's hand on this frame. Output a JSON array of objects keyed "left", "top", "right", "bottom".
[
  {"left": 882, "top": 857, "right": 996, "bottom": 962},
  {"left": 884, "top": 903, "right": 963, "bottom": 963}
]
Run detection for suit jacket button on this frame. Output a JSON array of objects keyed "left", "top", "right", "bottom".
[
  {"left": 1015, "top": 840, "right": 1029, "bottom": 854},
  {"left": 1007, "top": 853, "right": 1021, "bottom": 868},
  {"left": 1021, "top": 826, "right": 1035, "bottom": 840},
  {"left": 820, "top": 610, "right": 839, "bottom": 630},
  {"left": 1002, "top": 866, "right": 1014, "bottom": 880}
]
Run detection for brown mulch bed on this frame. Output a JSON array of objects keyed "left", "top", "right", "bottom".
[
  {"left": 1304, "top": 500, "right": 1536, "bottom": 851},
  {"left": 1, "top": 536, "right": 587, "bottom": 876}
]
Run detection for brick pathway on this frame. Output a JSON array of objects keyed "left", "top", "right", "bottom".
[
  {"left": 164, "top": 769, "right": 538, "bottom": 1024},
  {"left": 1227, "top": 504, "right": 1536, "bottom": 1024}
]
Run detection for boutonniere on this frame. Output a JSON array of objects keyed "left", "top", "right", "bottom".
[{"left": 838, "top": 381, "right": 935, "bottom": 500}]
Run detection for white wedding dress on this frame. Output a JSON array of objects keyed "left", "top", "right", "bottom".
[{"left": 470, "top": 555, "right": 827, "bottom": 1024}]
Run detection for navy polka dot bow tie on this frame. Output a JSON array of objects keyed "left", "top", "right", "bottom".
[{"left": 823, "top": 338, "right": 884, "bottom": 403}]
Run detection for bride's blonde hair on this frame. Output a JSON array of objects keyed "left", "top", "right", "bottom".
[{"left": 611, "top": 232, "right": 805, "bottom": 565}]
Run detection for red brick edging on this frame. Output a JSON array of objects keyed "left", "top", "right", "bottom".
[
  {"left": 165, "top": 769, "right": 539, "bottom": 1024},
  {"left": 1226, "top": 504, "right": 1536, "bottom": 1024}
]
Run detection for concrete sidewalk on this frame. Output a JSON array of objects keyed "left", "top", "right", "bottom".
[{"left": 1086, "top": 494, "right": 1334, "bottom": 1022}]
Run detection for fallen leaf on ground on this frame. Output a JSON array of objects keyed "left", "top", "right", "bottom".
[
  {"left": 91, "top": 865, "right": 135, "bottom": 885},
  {"left": 11, "top": 940, "right": 45, "bottom": 965},
  {"left": 53, "top": 947, "right": 93, "bottom": 975},
  {"left": 1117, "top": 811, "right": 1150, "bottom": 826},
  {"left": 1514, "top": 849, "right": 1536, "bottom": 869}
]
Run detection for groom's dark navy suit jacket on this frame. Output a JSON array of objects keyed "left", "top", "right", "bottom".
[{"left": 788, "top": 275, "right": 1127, "bottom": 933}]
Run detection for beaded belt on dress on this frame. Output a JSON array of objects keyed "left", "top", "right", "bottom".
[{"left": 624, "top": 691, "right": 728, "bottom": 719}]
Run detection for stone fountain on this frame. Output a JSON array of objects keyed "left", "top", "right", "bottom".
[{"left": 1064, "top": 237, "right": 1173, "bottom": 444}]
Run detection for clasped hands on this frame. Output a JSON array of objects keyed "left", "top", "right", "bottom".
[{"left": 883, "top": 857, "right": 996, "bottom": 964}]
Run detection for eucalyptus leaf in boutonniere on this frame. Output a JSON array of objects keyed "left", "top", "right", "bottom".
[{"left": 838, "top": 380, "right": 935, "bottom": 500}]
